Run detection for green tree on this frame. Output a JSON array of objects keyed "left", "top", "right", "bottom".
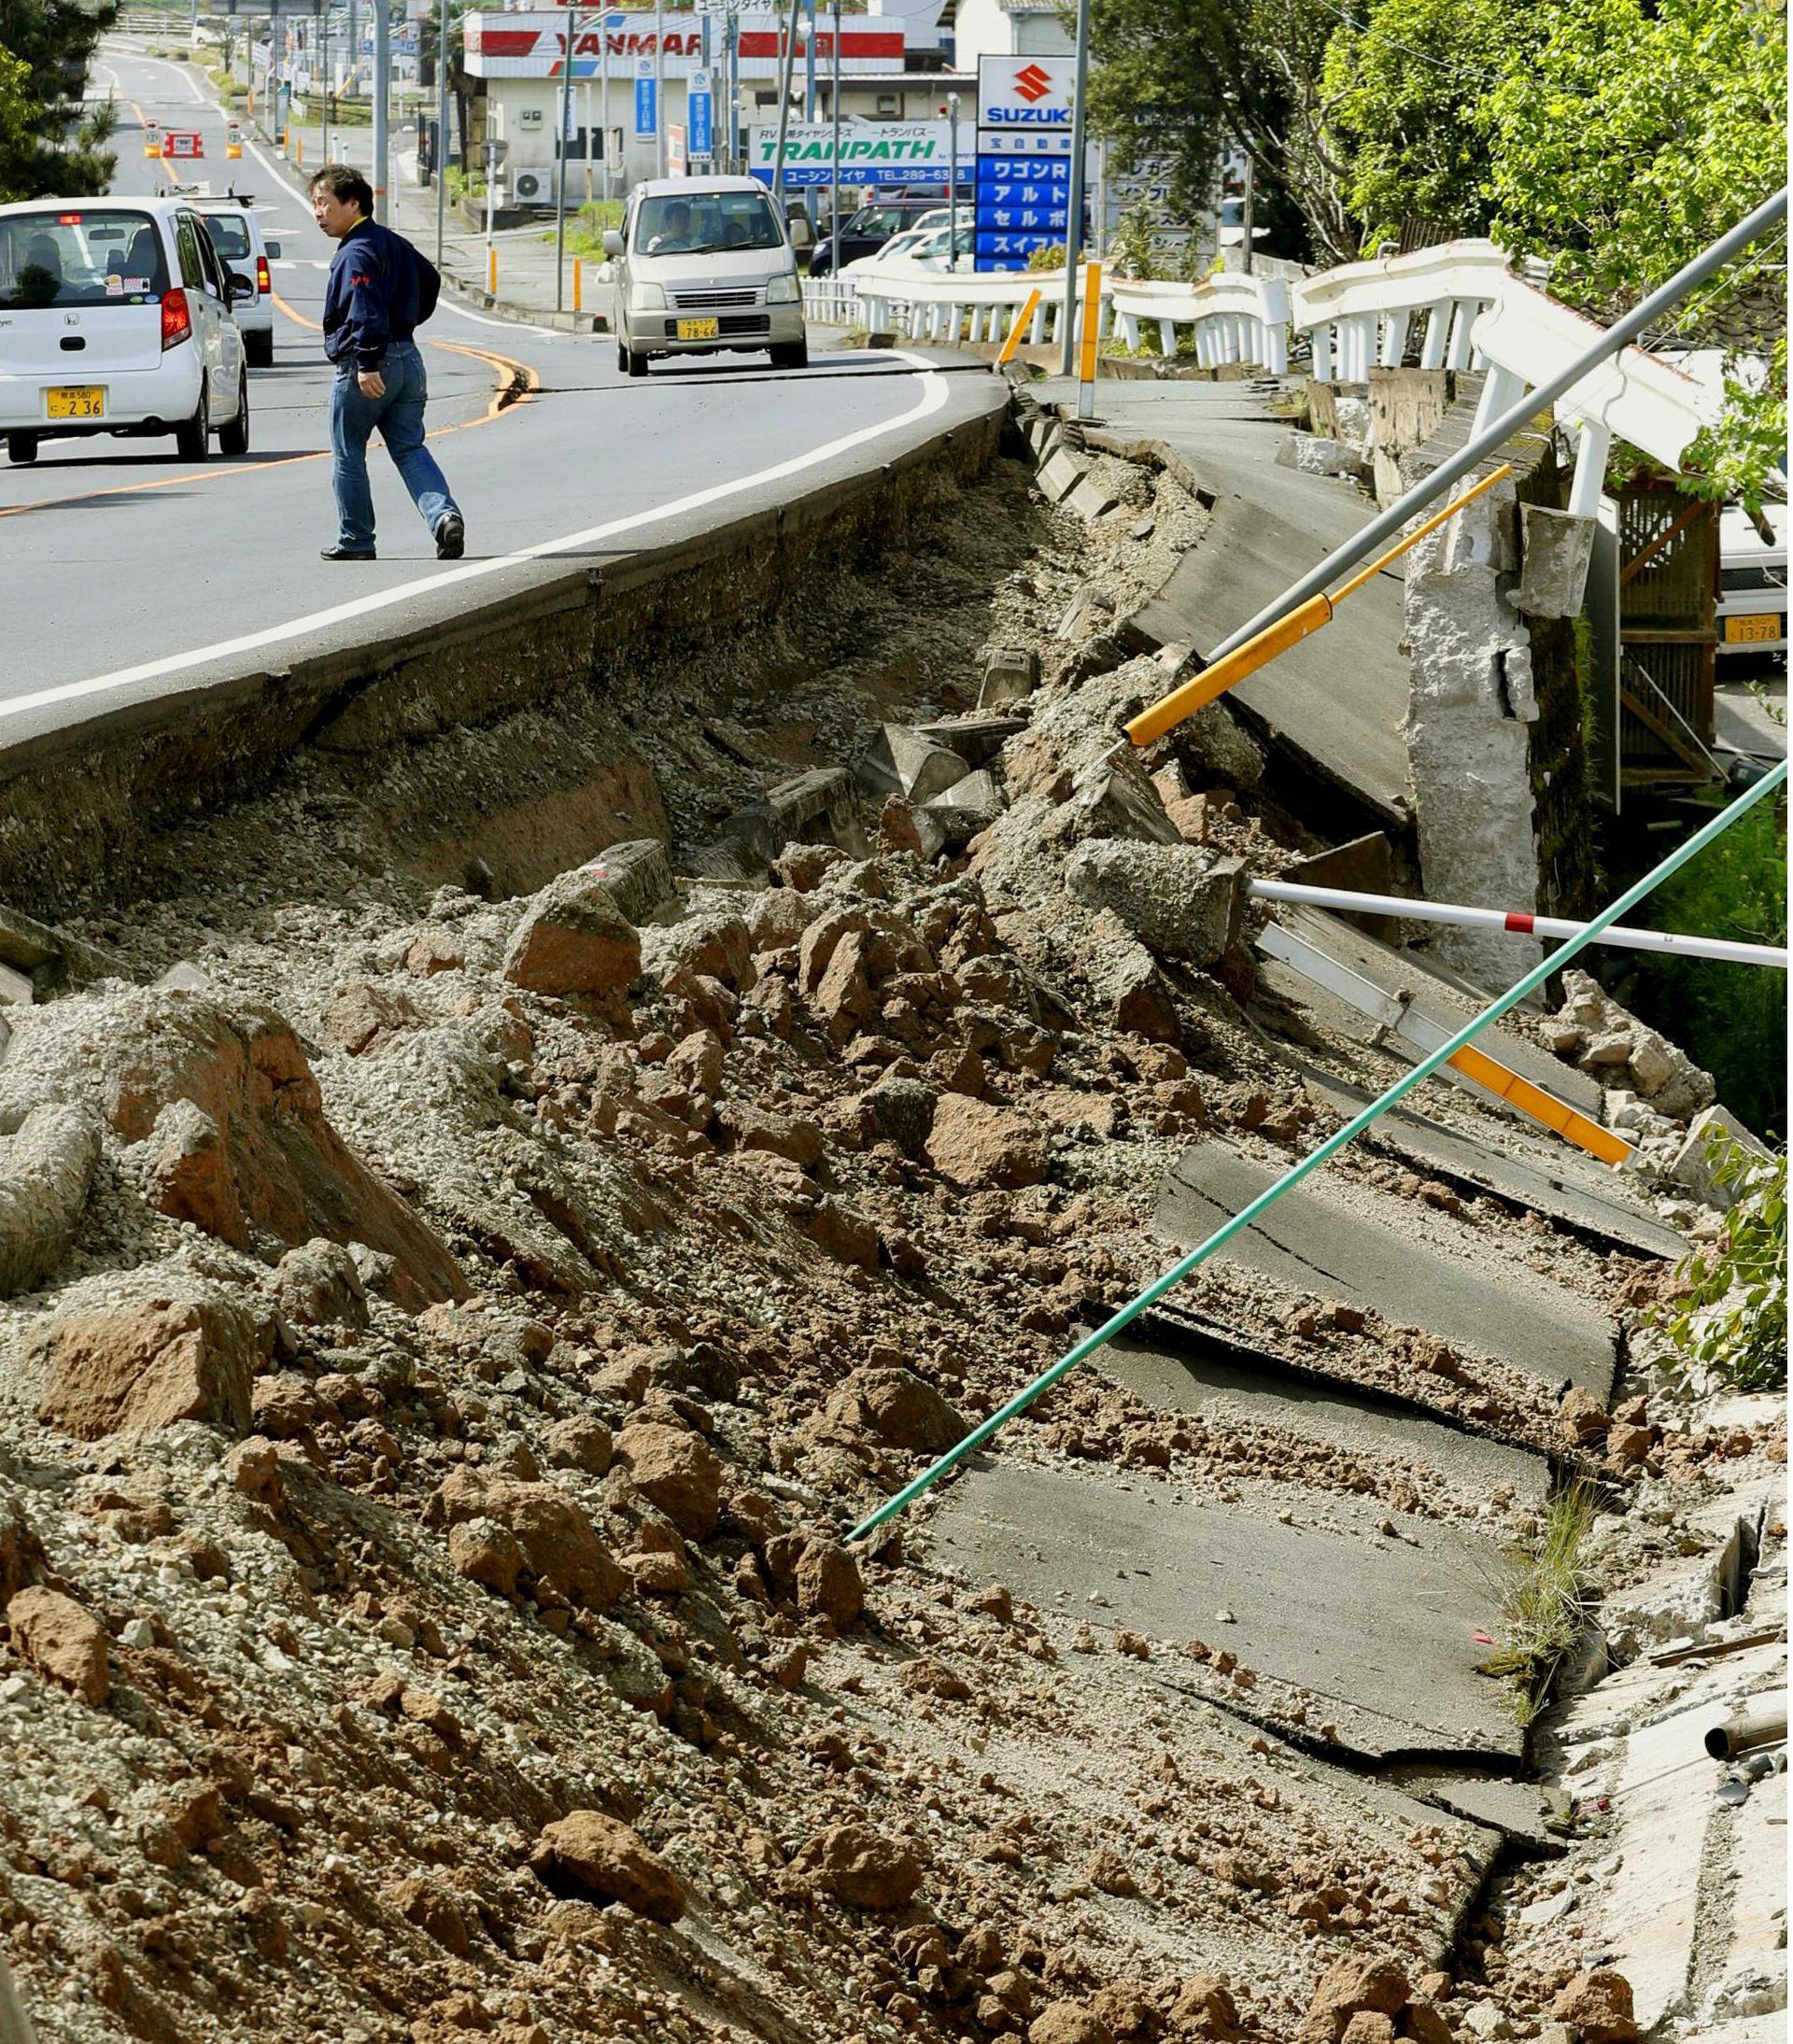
[
  {"left": 1081, "top": 0, "right": 1357, "bottom": 262},
  {"left": 1322, "top": 0, "right": 1541, "bottom": 248},
  {"left": 1108, "top": 198, "right": 1163, "bottom": 279},
  {"left": 0, "top": 48, "right": 37, "bottom": 201},
  {"left": 0, "top": 0, "right": 121, "bottom": 198}
]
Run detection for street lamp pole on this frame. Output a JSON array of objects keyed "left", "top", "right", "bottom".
[
  {"left": 947, "top": 91, "right": 958, "bottom": 272},
  {"left": 829, "top": 0, "right": 841, "bottom": 276},
  {"left": 556, "top": 3, "right": 577, "bottom": 309},
  {"left": 434, "top": 0, "right": 448, "bottom": 266},
  {"left": 1056, "top": 0, "right": 1091, "bottom": 375}
]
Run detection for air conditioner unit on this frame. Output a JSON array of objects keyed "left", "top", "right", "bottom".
[{"left": 512, "top": 168, "right": 550, "bottom": 204}]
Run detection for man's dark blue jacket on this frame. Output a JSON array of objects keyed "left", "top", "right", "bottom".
[{"left": 321, "top": 218, "right": 441, "bottom": 373}]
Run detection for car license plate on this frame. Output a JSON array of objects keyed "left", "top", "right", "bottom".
[
  {"left": 46, "top": 386, "right": 106, "bottom": 421},
  {"left": 1724, "top": 613, "right": 1783, "bottom": 644},
  {"left": 676, "top": 317, "right": 721, "bottom": 341}
]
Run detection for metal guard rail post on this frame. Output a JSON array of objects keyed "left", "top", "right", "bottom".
[{"left": 845, "top": 758, "right": 1789, "bottom": 1544}]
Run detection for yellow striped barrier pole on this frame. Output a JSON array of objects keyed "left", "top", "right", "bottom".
[
  {"left": 1076, "top": 259, "right": 1101, "bottom": 419},
  {"left": 995, "top": 288, "right": 1041, "bottom": 369},
  {"left": 572, "top": 259, "right": 583, "bottom": 315},
  {"left": 487, "top": 245, "right": 497, "bottom": 296}
]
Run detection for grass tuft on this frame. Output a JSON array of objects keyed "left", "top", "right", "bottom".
[{"left": 1477, "top": 1479, "right": 1599, "bottom": 1727}]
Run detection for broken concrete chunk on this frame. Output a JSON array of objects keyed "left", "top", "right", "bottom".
[
  {"left": 920, "top": 712, "right": 1029, "bottom": 764},
  {"left": 31, "top": 1276, "right": 257, "bottom": 1441},
  {"left": 0, "top": 1104, "right": 100, "bottom": 1298},
  {"left": 1670, "top": 1106, "right": 1774, "bottom": 1208},
  {"left": 1066, "top": 841, "right": 1245, "bottom": 966},
  {"left": 979, "top": 648, "right": 1039, "bottom": 710},
  {"left": 1515, "top": 503, "right": 1597, "bottom": 619},
  {"left": 1066, "top": 472, "right": 1122, "bottom": 524},
  {"left": 857, "top": 726, "right": 971, "bottom": 806},
  {"left": 922, "top": 769, "right": 1006, "bottom": 847},
  {"left": 1278, "top": 432, "right": 1355, "bottom": 476},
  {"left": 1056, "top": 586, "right": 1116, "bottom": 641},
  {"left": 1037, "top": 447, "right": 1087, "bottom": 502},
  {"left": 576, "top": 839, "right": 675, "bottom": 925},
  {"left": 503, "top": 868, "right": 642, "bottom": 998}
]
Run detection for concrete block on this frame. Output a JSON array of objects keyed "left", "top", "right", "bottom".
[
  {"left": 1671, "top": 1107, "right": 1774, "bottom": 1208},
  {"left": 921, "top": 768, "right": 1005, "bottom": 846},
  {"left": 578, "top": 839, "right": 675, "bottom": 925},
  {"left": 154, "top": 961, "right": 212, "bottom": 994},
  {"left": 1066, "top": 472, "right": 1121, "bottom": 523},
  {"left": 0, "top": 963, "right": 31, "bottom": 1008},
  {"left": 1332, "top": 393, "right": 1373, "bottom": 456},
  {"left": 1515, "top": 503, "right": 1598, "bottom": 617},
  {"left": 856, "top": 726, "right": 971, "bottom": 805},
  {"left": 917, "top": 712, "right": 1028, "bottom": 766},
  {"left": 1278, "top": 432, "right": 1353, "bottom": 476},
  {"left": 768, "top": 767, "right": 866, "bottom": 856},
  {"left": 1055, "top": 586, "right": 1116, "bottom": 641},
  {"left": 1037, "top": 447, "right": 1087, "bottom": 502},
  {"left": 1065, "top": 841, "right": 1246, "bottom": 966},
  {"left": 978, "top": 647, "right": 1039, "bottom": 709}
]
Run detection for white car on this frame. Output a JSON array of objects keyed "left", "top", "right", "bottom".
[
  {"left": 1717, "top": 501, "right": 1787, "bottom": 658},
  {"left": 0, "top": 196, "right": 251, "bottom": 465},
  {"left": 190, "top": 190, "right": 280, "bottom": 368},
  {"left": 841, "top": 220, "right": 975, "bottom": 275}
]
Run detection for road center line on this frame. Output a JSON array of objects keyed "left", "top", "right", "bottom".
[{"left": 2, "top": 352, "right": 952, "bottom": 726}]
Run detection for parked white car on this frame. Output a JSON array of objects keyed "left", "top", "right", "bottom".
[
  {"left": 1717, "top": 501, "right": 1787, "bottom": 658},
  {"left": 841, "top": 220, "right": 975, "bottom": 276},
  {"left": 605, "top": 176, "right": 807, "bottom": 376},
  {"left": 0, "top": 196, "right": 250, "bottom": 464}
]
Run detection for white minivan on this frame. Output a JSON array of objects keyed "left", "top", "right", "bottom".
[
  {"left": 0, "top": 196, "right": 251, "bottom": 465},
  {"left": 605, "top": 176, "right": 808, "bottom": 377}
]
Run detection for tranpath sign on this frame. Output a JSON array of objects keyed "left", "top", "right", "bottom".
[{"left": 749, "top": 121, "right": 969, "bottom": 189}]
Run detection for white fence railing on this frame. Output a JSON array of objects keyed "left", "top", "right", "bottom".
[{"left": 807, "top": 235, "right": 1721, "bottom": 485}]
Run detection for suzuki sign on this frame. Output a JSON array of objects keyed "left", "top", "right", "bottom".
[{"left": 976, "top": 53, "right": 1075, "bottom": 129}]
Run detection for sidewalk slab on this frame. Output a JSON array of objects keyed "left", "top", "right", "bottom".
[{"left": 1155, "top": 1141, "right": 1618, "bottom": 1399}]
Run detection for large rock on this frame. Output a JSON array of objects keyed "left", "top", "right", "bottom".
[
  {"left": 1548, "top": 1971, "right": 1637, "bottom": 2044},
  {"left": 0, "top": 1104, "right": 99, "bottom": 1297},
  {"left": 925, "top": 1094, "right": 1042, "bottom": 1190},
  {"left": 0, "top": 990, "right": 463, "bottom": 1304},
  {"left": 429, "top": 1470, "right": 626, "bottom": 1613},
  {"left": 501, "top": 869, "right": 642, "bottom": 998},
  {"left": 1670, "top": 1105, "right": 1774, "bottom": 1208},
  {"left": 1029, "top": 2006, "right": 1117, "bottom": 2044},
  {"left": 1298, "top": 1955, "right": 1410, "bottom": 2043},
  {"left": 573, "top": 839, "right": 675, "bottom": 925},
  {"left": 792, "top": 1825, "right": 922, "bottom": 1909},
  {"left": 31, "top": 1278, "right": 256, "bottom": 1441},
  {"left": 1065, "top": 842, "right": 1245, "bottom": 967},
  {"left": 531, "top": 1811, "right": 685, "bottom": 1923},
  {"left": 611, "top": 1423, "right": 723, "bottom": 1540},
  {"left": 795, "top": 1538, "right": 864, "bottom": 1628},
  {"left": 7, "top": 1586, "right": 108, "bottom": 1704},
  {"left": 835, "top": 1367, "right": 967, "bottom": 1453}
]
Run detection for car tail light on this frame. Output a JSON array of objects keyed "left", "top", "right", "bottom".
[
  {"left": 257, "top": 255, "right": 270, "bottom": 294},
  {"left": 160, "top": 288, "right": 191, "bottom": 351}
]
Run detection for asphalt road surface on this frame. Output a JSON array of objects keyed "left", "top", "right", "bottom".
[{"left": 4, "top": 44, "right": 1000, "bottom": 744}]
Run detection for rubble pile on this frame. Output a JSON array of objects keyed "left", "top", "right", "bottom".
[{"left": 0, "top": 446, "right": 1776, "bottom": 2043}]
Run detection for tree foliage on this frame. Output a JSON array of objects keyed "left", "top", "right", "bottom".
[
  {"left": 1652, "top": 1145, "right": 1787, "bottom": 1394},
  {"left": 0, "top": 0, "right": 121, "bottom": 199}
]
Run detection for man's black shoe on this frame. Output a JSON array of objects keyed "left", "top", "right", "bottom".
[
  {"left": 435, "top": 512, "right": 466, "bottom": 560},
  {"left": 320, "top": 544, "right": 376, "bottom": 561}
]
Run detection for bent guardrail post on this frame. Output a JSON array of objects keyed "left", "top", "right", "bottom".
[
  {"left": 1123, "top": 187, "right": 1788, "bottom": 749},
  {"left": 845, "top": 758, "right": 1789, "bottom": 1544}
]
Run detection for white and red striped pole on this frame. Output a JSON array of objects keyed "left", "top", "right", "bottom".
[{"left": 1249, "top": 879, "right": 1787, "bottom": 969}]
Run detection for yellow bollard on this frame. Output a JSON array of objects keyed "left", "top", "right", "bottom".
[
  {"left": 995, "top": 287, "right": 1041, "bottom": 368},
  {"left": 487, "top": 245, "right": 497, "bottom": 296},
  {"left": 572, "top": 259, "right": 582, "bottom": 314},
  {"left": 1078, "top": 259, "right": 1102, "bottom": 389},
  {"left": 293, "top": 131, "right": 303, "bottom": 164}
]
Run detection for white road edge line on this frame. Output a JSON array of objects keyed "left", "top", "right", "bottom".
[{"left": 2, "top": 352, "right": 953, "bottom": 726}]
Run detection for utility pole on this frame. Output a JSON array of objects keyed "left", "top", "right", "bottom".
[
  {"left": 555, "top": 2, "right": 577, "bottom": 309},
  {"left": 654, "top": 0, "right": 665, "bottom": 177},
  {"left": 725, "top": 8, "right": 739, "bottom": 174},
  {"left": 946, "top": 91, "right": 958, "bottom": 271},
  {"left": 372, "top": 0, "right": 389, "bottom": 218},
  {"left": 829, "top": 0, "right": 841, "bottom": 275},
  {"left": 770, "top": 0, "right": 798, "bottom": 209},
  {"left": 434, "top": 0, "right": 448, "bottom": 265},
  {"left": 1241, "top": 150, "right": 1254, "bottom": 275},
  {"left": 319, "top": 2, "right": 330, "bottom": 162},
  {"left": 803, "top": 0, "right": 815, "bottom": 120},
  {"left": 1056, "top": 0, "right": 1091, "bottom": 375},
  {"left": 600, "top": 13, "right": 612, "bottom": 204}
]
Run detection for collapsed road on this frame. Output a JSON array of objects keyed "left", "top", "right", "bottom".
[{"left": 0, "top": 368, "right": 1781, "bottom": 2044}]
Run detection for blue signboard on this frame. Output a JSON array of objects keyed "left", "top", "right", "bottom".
[
  {"left": 633, "top": 57, "right": 656, "bottom": 140},
  {"left": 974, "top": 148, "right": 1074, "bottom": 270},
  {"left": 687, "top": 68, "right": 713, "bottom": 160}
]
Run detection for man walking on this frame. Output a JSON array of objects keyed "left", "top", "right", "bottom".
[{"left": 309, "top": 163, "right": 465, "bottom": 561}]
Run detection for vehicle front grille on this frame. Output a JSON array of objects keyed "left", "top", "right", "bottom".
[
  {"left": 665, "top": 313, "right": 770, "bottom": 337},
  {"left": 1721, "top": 564, "right": 1786, "bottom": 594},
  {"left": 671, "top": 289, "right": 757, "bottom": 310}
]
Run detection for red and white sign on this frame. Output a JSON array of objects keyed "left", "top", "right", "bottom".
[
  {"left": 462, "top": 12, "right": 903, "bottom": 78},
  {"left": 162, "top": 130, "right": 205, "bottom": 158},
  {"left": 976, "top": 53, "right": 1075, "bottom": 130}
]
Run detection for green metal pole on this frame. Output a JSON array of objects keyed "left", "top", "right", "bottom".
[{"left": 847, "top": 760, "right": 1789, "bottom": 1544}]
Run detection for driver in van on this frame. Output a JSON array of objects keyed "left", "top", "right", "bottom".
[{"left": 645, "top": 199, "right": 697, "bottom": 252}]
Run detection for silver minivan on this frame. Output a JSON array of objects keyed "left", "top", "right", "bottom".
[{"left": 605, "top": 176, "right": 808, "bottom": 377}]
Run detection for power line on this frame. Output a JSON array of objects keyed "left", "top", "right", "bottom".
[{"left": 1308, "top": 0, "right": 1506, "bottom": 86}]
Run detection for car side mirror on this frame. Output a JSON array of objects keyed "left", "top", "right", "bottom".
[
  {"left": 264, "top": 239, "right": 281, "bottom": 258},
  {"left": 228, "top": 274, "right": 255, "bottom": 302},
  {"left": 601, "top": 229, "right": 624, "bottom": 259},
  {"left": 788, "top": 215, "right": 814, "bottom": 251}
]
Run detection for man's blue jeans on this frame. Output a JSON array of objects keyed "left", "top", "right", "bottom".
[{"left": 329, "top": 340, "right": 459, "bottom": 552}]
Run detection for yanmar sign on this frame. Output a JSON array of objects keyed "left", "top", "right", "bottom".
[
  {"left": 976, "top": 53, "right": 1075, "bottom": 128},
  {"left": 464, "top": 11, "right": 903, "bottom": 77}
]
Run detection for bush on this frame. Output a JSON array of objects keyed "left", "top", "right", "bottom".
[
  {"left": 1025, "top": 241, "right": 1066, "bottom": 272},
  {"left": 1652, "top": 1142, "right": 1786, "bottom": 1395}
]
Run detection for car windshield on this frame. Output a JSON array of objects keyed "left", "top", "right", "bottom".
[
  {"left": 0, "top": 207, "right": 170, "bottom": 308},
  {"left": 200, "top": 211, "right": 253, "bottom": 259},
  {"left": 634, "top": 191, "right": 784, "bottom": 255}
]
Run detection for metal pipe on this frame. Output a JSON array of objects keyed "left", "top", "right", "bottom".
[
  {"left": 1171, "top": 189, "right": 1790, "bottom": 686},
  {"left": 844, "top": 758, "right": 1789, "bottom": 1544},
  {"left": 1705, "top": 1706, "right": 1787, "bottom": 1761},
  {"left": 1056, "top": 0, "right": 1092, "bottom": 375},
  {"left": 1249, "top": 879, "right": 1790, "bottom": 968}
]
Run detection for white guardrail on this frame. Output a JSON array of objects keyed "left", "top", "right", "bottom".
[{"left": 806, "top": 234, "right": 1721, "bottom": 487}]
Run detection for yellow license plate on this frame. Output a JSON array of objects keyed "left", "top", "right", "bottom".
[
  {"left": 1725, "top": 612, "right": 1784, "bottom": 644},
  {"left": 47, "top": 386, "right": 105, "bottom": 420},
  {"left": 675, "top": 317, "right": 720, "bottom": 341}
]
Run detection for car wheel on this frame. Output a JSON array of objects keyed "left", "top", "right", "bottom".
[
  {"left": 770, "top": 341, "right": 810, "bottom": 371},
  {"left": 175, "top": 383, "right": 210, "bottom": 463},
  {"left": 246, "top": 330, "right": 275, "bottom": 368},
  {"left": 616, "top": 341, "right": 629, "bottom": 374},
  {"left": 6, "top": 434, "right": 37, "bottom": 465},
  {"left": 218, "top": 370, "right": 250, "bottom": 457},
  {"left": 626, "top": 348, "right": 648, "bottom": 378}
]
